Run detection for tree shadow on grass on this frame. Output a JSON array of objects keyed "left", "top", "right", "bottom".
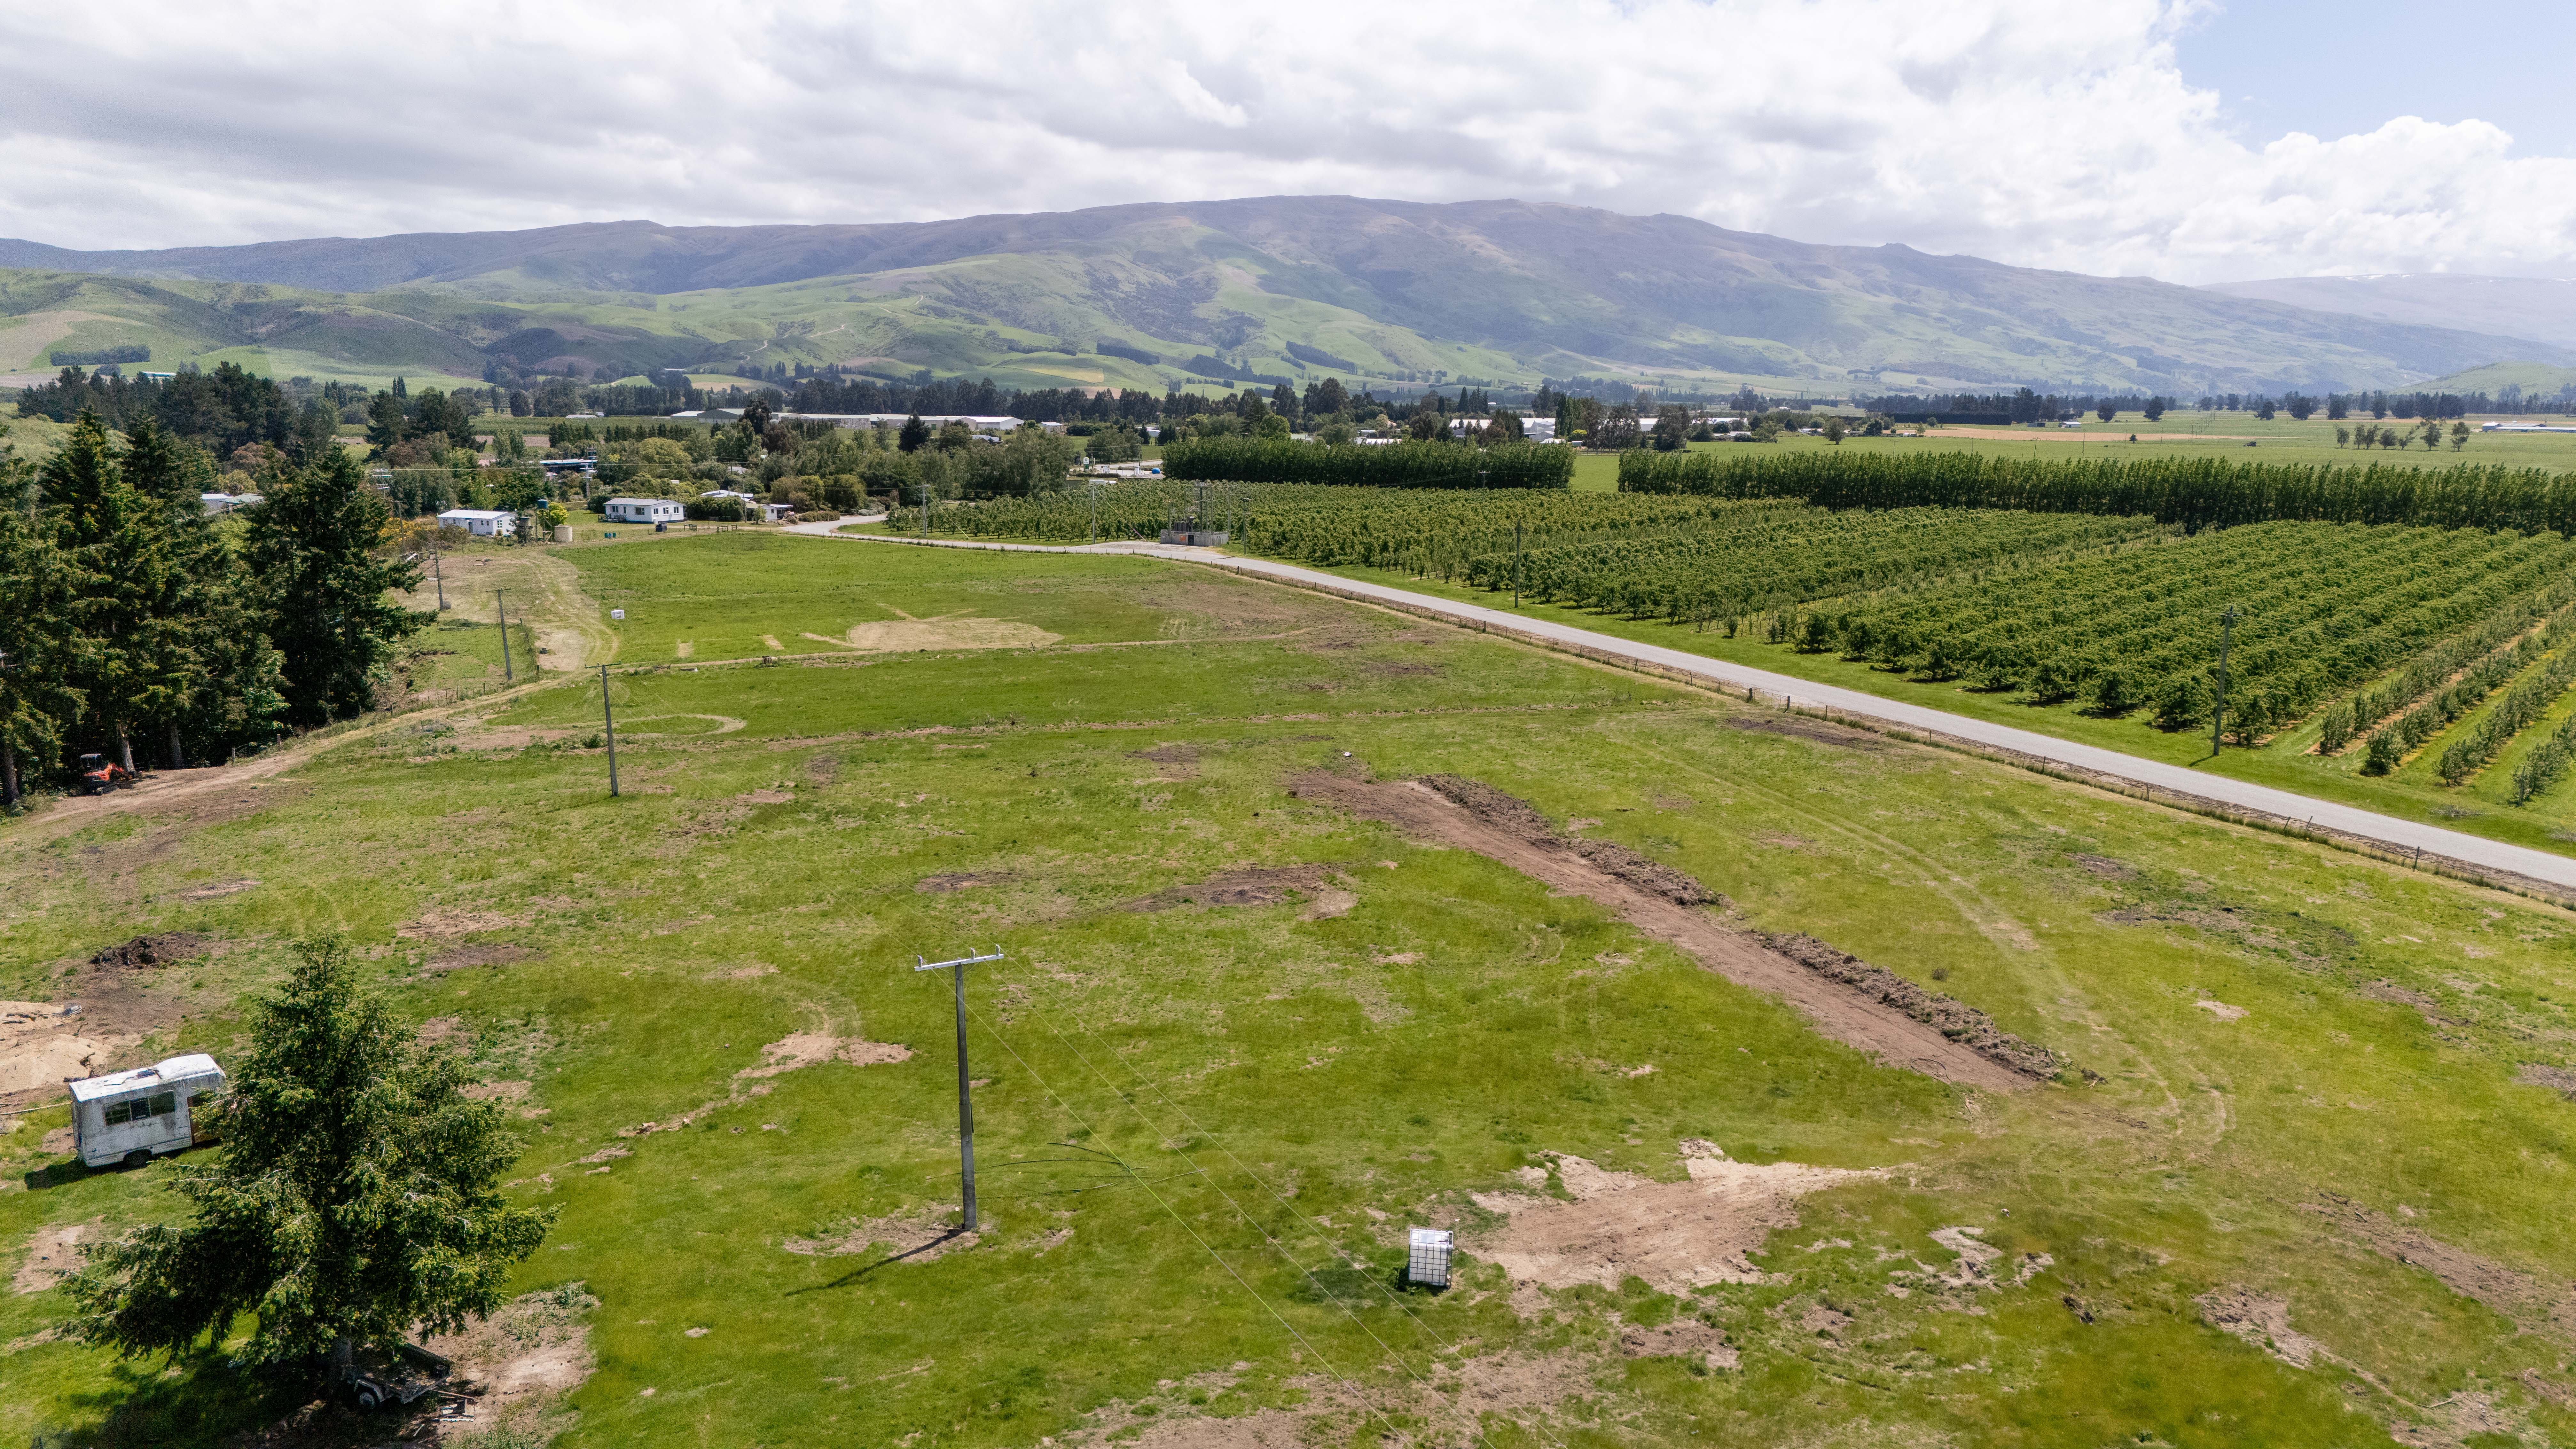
[{"left": 33, "top": 1342, "right": 340, "bottom": 1449}]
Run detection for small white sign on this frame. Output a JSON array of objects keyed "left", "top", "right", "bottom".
[{"left": 610, "top": 609, "right": 626, "bottom": 621}]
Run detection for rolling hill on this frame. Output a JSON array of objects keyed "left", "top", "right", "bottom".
[
  {"left": 5, "top": 197, "right": 2562, "bottom": 396},
  {"left": 2202, "top": 274, "right": 2576, "bottom": 361}
]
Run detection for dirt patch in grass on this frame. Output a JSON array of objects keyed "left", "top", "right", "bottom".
[
  {"left": 427, "top": 943, "right": 535, "bottom": 972},
  {"left": 844, "top": 616, "right": 1063, "bottom": 652},
  {"left": 2196, "top": 1287, "right": 2328, "bottom": 1368},
  {"left": 417, "top": 1283, "right": 599, "bottom": 1438},
  {"left": 2308, "top": 1193, "right": 2576, "bottom": 1343},
  {"left": 2069, "top": 854, "right": 2137, "bottom": 880},
  {"left": 785, "top": 1208, "right": 976, "bottom": 1261},
  {"left": 605, "top": 1033, "right": 912, "bottom": 1144},
  {"left": 400, "top": 908, "right": 525, "bottom": 938},
  {"left": 179, "top": 878, "right": 259, "bottom": 900},
  {"left": 12, "top": 1219, "right": 93, "bottom": 1294},
  {"left": 1121, "top": 864, "right": 1355, "bottom": 918},
  {"left": 1131, "top": 742, "right": 1200, "bottom": 778},
  {"left": 1418, "top": 774, "right": 1718, "bottom": 908},
  {"left": 2516, "top": 1063, "right": 2576, "bottom": 1099},
  {"left": 1725, "top": 713, "right": 1886, "bottom": 750},
  {"left": 918, "top": 871, "right": 1015, "bottom": 893},
  {"left": 2099, "top": 901, "right": 2328, "bottom": 963},
  {"left": 0, "top": 997, "right": 157, "bottom": 1101},
  {"left": 1474, "top": 1144, "right": 1883, "bottom": 1295},
  {"left": 740, "top": 1034, "right": 914, "bottom": 1079},
  {"left": 1758, "top": 933, "right": 2067, "bottom": 1079},
  {"left": 739, "top": 787, "right": 795, "bottom": 805},
  {"left": 1293, "top": 771, "right": 2033, "bottom": 1091},
  {"left": 1619, "top": 1315, "right": 1736, "bottom": 1369},
  {"left": 87, "top": 931, "right": 211, "bottom": 969}
]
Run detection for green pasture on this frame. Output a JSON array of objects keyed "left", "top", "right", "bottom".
[{"left": 6, "top": 537, "right": 2576, "bottom": 1446}]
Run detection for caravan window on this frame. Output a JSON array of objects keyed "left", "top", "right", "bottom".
[{"left": 103, "top": 1093, "right": 177, "bottom": 1125}]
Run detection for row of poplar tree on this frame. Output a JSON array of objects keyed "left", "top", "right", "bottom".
[{"left": 0, "top": 409, "right": 421, "bottom": 808}]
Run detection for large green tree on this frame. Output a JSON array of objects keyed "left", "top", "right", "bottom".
[
  {"left": 243, "top": 447, "right": 426, "bottom": 724},
  {"left": 122, "top": 417, "right": 288, "bottom": 764},
  {"left": 0, "top": 428, "right": 87, "bottom": 808},
  {"left": 65, "top": 936, "right": 552, "bottom": 1364},
  {"left": 43, "top": 410, "right": 192, "bottom": 772}
]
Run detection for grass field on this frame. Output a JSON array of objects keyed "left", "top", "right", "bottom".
[{"left": 8, "top": 534, "right": 2576, "bottom": 1447}]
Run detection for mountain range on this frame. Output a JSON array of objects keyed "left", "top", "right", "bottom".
[{"left": 2, "top": 197, "right": 2563, "bottom": 397}]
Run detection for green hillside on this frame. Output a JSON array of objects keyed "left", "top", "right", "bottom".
[
  {"left": 2422, "top": 360, "right": 2576, "bottom": 398},
  {"left": 7, "top": 198, "right": 2564, "bottom": 396}
]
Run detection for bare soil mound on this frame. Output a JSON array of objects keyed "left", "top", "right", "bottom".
[
  {"left": 1290, "top": 771, "right": 2034, "bottom": 1091},
  {"left": 1475, "top": 1147, "right": 1882, "bottom": 1294},
  {"left": 87, "top": 931, "right": 210, "bottom": 969},
  {"left": 1757, "top": 933, "right": 2065, "bottom": 1079},
  {"left": 1419, "top": 774, "right": 1717, "bottom": 906},
  {"left": 1121, "top": 865, "right": 1348, "bottom": 914}
]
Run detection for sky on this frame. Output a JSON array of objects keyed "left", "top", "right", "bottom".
[{"left": 3, "top": 0, "right": 2573, "bottom": 286}]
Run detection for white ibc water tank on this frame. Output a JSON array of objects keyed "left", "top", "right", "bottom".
[{"left": 1406, "top": 1228, "right": 1452, "bottom": 1289}]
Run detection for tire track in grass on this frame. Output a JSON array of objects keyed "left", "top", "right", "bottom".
[{"left": 1615, "top": 728, "right": 2224, "bottom": 1149}]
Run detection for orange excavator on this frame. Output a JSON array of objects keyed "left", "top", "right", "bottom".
[{"left": 76, "top": 753, "right": 137, "bottom": 795}]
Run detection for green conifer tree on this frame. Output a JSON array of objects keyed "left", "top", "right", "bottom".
[
  {"left": 64, "top": 936, "right": 552, "bottom": 1365},
  {"left": 43, "top": 410, "right": 190, "bottom": 773},
  {"left": 243, "top": 446, "right": 425, "bottom": 724}
]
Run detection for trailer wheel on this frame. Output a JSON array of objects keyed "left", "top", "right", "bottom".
[
  {"left": 121, "top": 1149, "right": 153, "bottom": 1170},
  {"left": 356, "top": 1386, "right": 382, "bottom": 1411}
]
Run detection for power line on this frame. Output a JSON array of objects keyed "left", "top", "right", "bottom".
[
  {"left": 1034, "top": 1006, "right": 1498, "bottom": 1448},
  {"left": 955, "top": 998, "right": 1413, "bottom": 1446},
  {"left": 1060, "top": 1006, "right": 1483, "bottom": 1362}
]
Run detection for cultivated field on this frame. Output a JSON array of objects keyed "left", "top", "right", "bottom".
[
  {"left": 8, "top": 534, "right": 2576, "bottom": 1447},
  {"left": 926, "top": 455, "right": 2576, "bottom": 861}
]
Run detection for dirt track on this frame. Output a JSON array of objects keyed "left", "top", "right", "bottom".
[{"left": 1289, "top": 771, "right": 2033, "bottom": 1092}]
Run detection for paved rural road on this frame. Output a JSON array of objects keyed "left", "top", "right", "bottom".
[{"left": 787, "top": 520, "right": 2576, "bottom": 892}]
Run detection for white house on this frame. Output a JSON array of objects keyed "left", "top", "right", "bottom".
[
  {"left": 603, "top": 497, "right": 686, "bottom": 525},
  {"left": 70, "top": 1053, "right": 226, "bottom": 1169},
  {"left": 438, "top": 508, "right": 518, "bottom": 538},
  {"left": 199, "top": 492, "right": 261, "bottom": 515},
  {"left": 698, "top": 489, "right": 760, "bottom": 502}
]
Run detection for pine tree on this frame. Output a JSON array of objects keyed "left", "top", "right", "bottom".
[
  {"left": 64, "top": 936, "right": 552, "bottom": 1365},
  {"left": 43, "top": 410, "right": 190, "bottom": 773},
  {"left": 244, "top": 446, "right": 426, "bottom": 724},
  {"left": 0, "top": 433, "right": 87, "bottom": 807}
]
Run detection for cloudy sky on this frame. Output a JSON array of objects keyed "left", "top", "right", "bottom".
[{"left": 4, "top": 0, "right": 2571, "bottom": 284}]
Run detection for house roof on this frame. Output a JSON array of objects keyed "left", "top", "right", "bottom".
[
  {"left": 70, "top": 1053, "right": 223, "bottom": 1102},
  {"left": 438, "top": 509, "right": 515, "bottom": 521},
  {"left": 602, "top": 497, "right": 681, "bottom": 508}
]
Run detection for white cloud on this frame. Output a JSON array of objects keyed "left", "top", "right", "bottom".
[{"left": 2, "top": 0, "right": 2571, "bottom": 283}]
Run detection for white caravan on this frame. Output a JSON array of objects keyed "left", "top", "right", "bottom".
[{"left": 69, "top": 1053, "right": 226, "bottom": 1168}]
